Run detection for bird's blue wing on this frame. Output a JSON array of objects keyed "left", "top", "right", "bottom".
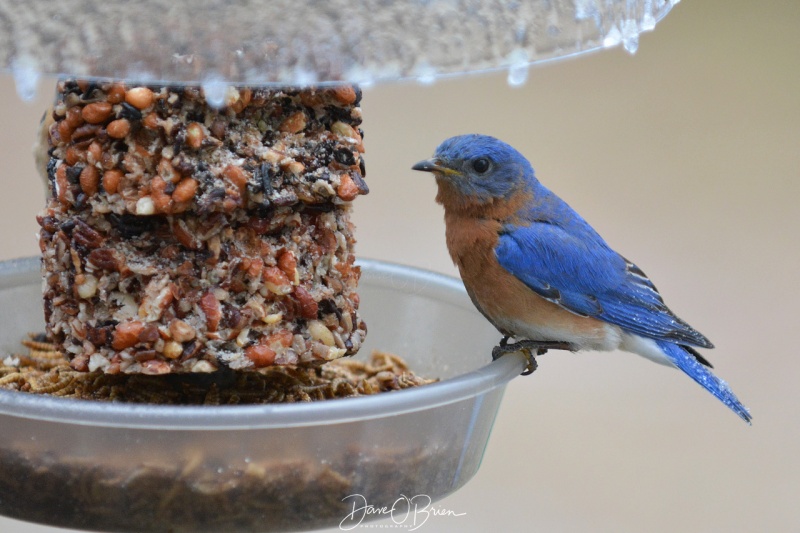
[{"left": 496, "top": 222, "right": 713, "bottom": 348}]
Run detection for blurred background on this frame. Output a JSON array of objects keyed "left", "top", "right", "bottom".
[{"left": 1, "top": 0, "right": 798, "bottom": 531}]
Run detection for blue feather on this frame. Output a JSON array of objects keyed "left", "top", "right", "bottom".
[
  {"left": 657, "top": 341, "right": 752, "bottom": 423},
  {"left": 496, "top": 219, "right": 713, "bottom": 348}
]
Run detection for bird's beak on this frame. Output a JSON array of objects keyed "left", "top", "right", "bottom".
[{"left": 411, "top": 158, "right": 460, "bottom": 176}]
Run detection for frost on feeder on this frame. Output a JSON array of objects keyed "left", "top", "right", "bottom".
[
  {"left": 39, "top": 81, "right": 368, "bottom": 374},
  {"left": 0, "top": 0, "right": 679, "bottom": 92}
]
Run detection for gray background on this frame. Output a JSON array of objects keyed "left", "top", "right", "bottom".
[{"left": 0, "top": 1, "right": 798, "bottom": 531}]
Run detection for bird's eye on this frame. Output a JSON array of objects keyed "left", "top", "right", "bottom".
[{"left": 472, "top": 157, "right": 490, "bottom": 174}]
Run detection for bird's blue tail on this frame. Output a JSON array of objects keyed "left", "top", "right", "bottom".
[{"left": 657, "top": 340, "right": 752, "bottom": 424}]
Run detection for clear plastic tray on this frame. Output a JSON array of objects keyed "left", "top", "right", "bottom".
[
  {"left": 0, "top": 0, "right": 678, "bottom": 88},
  {"left": 0, "top": 257, "right": 524, "bottom": 532}
]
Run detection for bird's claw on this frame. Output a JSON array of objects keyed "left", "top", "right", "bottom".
[
  {"left": 492, "top": 338, "right": 572, "bottom": 376},
  {"left": 520, "top": 348, "right": 538, "bottom": 376}
]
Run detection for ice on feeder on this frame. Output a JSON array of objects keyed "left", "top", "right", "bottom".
[
  {"left": 10, "top": 57, "right": 39, "bottom": 102},
  {"left": 0, "top": 0, "right": 680, "bottom": 87},
  {"left": 603, "top": 24, "right": 623, "bottom": 49},
  {"left": 622, "top": 19, "right": 641, "bottom": 54},
  {"left": 506, "top": 49, "right": 531, "bottom": 88},
  {"left": 201, "top": 76, "right": 228, "bottom": 109},
  {"left": 642, "top": 0, "right": 658, "bottom": 31},
  {"left": 414, "top": 62, "right": 438, "bottom": 86}
]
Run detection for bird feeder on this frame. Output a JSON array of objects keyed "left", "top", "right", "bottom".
[{"left": 0, "top": 1, "right": 678, "bottom": 531}]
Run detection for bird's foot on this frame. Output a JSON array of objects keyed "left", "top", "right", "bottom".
[
  {"left": 491, "top": 338, "right": 571, "bottom": 360},
  {"left": 492, "top": 338, "right": 572, "bottom": 376}
]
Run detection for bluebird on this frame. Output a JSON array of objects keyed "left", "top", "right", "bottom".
[{"left": 412, "top": 134, "right": 751, "bottom": 423}]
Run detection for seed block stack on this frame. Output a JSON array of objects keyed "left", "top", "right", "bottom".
[{"left": 38, "top": 80, "right": 368, "bottom": 374}]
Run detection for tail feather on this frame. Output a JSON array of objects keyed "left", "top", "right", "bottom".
[
  {"left": 683, "top": 345, "right": 714, "bottom": 368},
  {"left": 657, "top": 340, "right": 752, "bottom": 424}
]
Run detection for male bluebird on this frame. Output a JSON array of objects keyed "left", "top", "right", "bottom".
[{"left": 412, "top": 134, "right": 751, "bottom": 423}]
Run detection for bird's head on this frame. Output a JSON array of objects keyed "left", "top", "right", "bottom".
[{"left": 412, "top": 134, "right": 534, "bottom": 209}]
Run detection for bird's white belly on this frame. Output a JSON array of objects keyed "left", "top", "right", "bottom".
[
  {"left": 496, "top": 315, "right": 624, "bottom": 353},
  {"left": 619, "top": 332, "right": 675, "bottom": 367},
  {"left": 498, "top": 315, "right": 676, "bottom": 367}
]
